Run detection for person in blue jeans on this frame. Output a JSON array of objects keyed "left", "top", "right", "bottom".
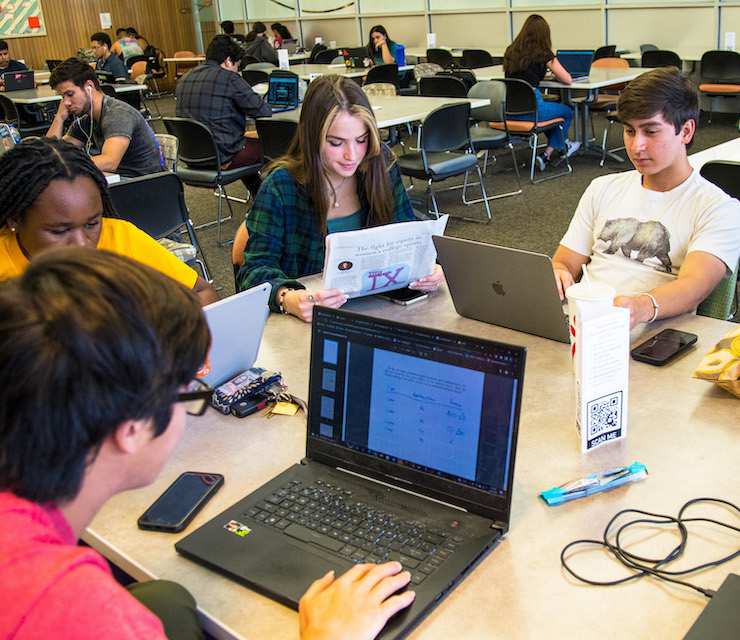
[{"left": 503, "top": 14, "right": 580, "bottom": 170}]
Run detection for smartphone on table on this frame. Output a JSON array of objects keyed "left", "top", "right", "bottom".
[
  {"left": 137, "top": 472, "right": 224, "bottom": 533},
  {"left": 630, "top": 328, "right": 698, "bottom": 366},
  {"left": 377, "top": 288, "right": 429, "bottom": 305}
]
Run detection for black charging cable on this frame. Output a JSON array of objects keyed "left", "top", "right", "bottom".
[{"left": 561, "top": 498, "right": 740, "bottom": 598}]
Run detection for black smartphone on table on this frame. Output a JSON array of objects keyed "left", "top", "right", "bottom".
[
  {"left": 377, "top": 288, "right": 429, "bottom": 305},
  {"left": 137, "top": 472, "right": 224, "bottom": 533},
  {"left": 630, "top": 328, "right": 698, "bottom": 366}
]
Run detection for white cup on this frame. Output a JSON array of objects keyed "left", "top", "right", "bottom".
[
  {"left": 565, "top": 281, "right": 616, "bottom": 359},
  {"left": 329, "top": 40, "right": 337, "bottom": 49}
]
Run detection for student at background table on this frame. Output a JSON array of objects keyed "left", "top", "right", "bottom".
[
  {"left": 236, "top": 75, "right": 443, "bottom": 322},
  {"left": 0, "top": 38, "right": 28, "bottom": 79},
  {"left": 91, "top": 32, "right": 128, "bottom": 81},
  {"left": 244, "top": 21, "right": 278, "bottom": 65},
  {"left": 111, "top": 27, "right": 144, "bottom": 65},
  {"left": 367, "top": 25, "right": 397, "bottom": 65},
  {"left": 272, "top": 23, "right": 292, "bottom": 50},
  {"left": 0, "top": 248, "right": 416, "bottom": 640},
  {"left": 0, "top": 137, "right": 219, "bottom": 305},
  {"left": 503, "top": 14, "right": 580, "bottom": 170}
]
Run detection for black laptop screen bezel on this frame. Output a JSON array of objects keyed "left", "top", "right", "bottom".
[{"left": 306, "top": 306, "right": 526, "bottom": 527}]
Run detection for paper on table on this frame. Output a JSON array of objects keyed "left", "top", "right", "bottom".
[{"left": 322, "top": 215, "right": 448, "bottom": 298}]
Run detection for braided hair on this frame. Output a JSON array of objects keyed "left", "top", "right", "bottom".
[{"left": 0, "top": 137, "right": 117, "bottom": 228}]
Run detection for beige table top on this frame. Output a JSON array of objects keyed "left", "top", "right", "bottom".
[
  {"left": 474, "top": 65, "right": 650, "bottom": 89},
  {"left": 84, "top": 285, "right": 740, "bottom": 640},
  {"left": 270, "top": 94, "right": 489, "bottom": 129},
  {"left": 689, "top": 137, "right": 740, "bottom": 170},
  {"left": 5, "top": 83, "right": 145, "bottom": 104}
]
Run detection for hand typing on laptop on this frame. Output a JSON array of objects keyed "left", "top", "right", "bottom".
[{"left": 299, "top": 562, "right": 415, "bottom": 640}]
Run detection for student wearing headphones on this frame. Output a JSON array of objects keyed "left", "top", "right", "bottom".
[
  {"left": 91, "top": 32, "right": 128, "bottom": 81},
  {"left": 46, "top": 58, "right": 163, "bottom": 177}
]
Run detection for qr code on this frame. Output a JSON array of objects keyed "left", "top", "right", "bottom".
[{"left": 587, "top": 391, "right": 622, "bottom": 438}]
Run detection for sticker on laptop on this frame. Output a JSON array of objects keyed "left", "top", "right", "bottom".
[{"left": 224, "top": 520, "right": 252, "bottom": 537}]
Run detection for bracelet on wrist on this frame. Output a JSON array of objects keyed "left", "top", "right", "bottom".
[
  {"left": 277, "top": 288, "right": 294, "bottom": 315},
  {"left": 640, "top": 292, "right": 659, "bottom": 323}
]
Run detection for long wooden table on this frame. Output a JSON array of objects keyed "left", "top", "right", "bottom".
[{"left": 83, "top": 282, "right": 740, "bottom": 640}]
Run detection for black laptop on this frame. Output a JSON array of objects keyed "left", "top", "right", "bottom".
[
  {"left": 176, "top": 306, "right": 526, "bottom": 640},
  {"left": 3, "top": 69, "right": 34, "bottom": 91},
  {"left": 267, "top": 70, "right": 299, "bottom": 112},
  {"left": 556, "top": 49, "right": 595, "bottom": 79}
]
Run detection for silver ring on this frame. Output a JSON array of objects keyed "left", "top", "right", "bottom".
[{"left": 307, "top": 293, "right": 315, "bottom": 303}]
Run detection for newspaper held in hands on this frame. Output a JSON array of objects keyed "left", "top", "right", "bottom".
[{"left": 322, "top": 215, "right": 448, "bottom": 298}]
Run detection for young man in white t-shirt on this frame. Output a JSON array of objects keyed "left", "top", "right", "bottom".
[{"left": 552, "top": 67, "right": 740, "bottom": 329}]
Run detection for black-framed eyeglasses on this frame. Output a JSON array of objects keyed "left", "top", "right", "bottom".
[{"left": 177, "top": 379, "right": 214, "bottom": 416}]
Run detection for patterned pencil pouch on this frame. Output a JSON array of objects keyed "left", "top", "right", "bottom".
[{"left": 211, "top": 367, "right": 283, "bottom": 414}]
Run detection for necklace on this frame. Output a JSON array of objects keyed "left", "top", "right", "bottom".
[{"left": 328, "top": 175, "right": 349, "bottom": 208}]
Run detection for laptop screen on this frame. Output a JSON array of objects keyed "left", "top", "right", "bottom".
[
  {"left": 307, "top": 307, "right": 526, "bottom": 524},
  {"left": 556, "top": 50, "right": 594, "bottom": 76},
  {"left": 268, "top": 74, "right": 298, "bottom": 107}
]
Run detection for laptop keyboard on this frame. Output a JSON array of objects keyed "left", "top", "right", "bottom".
[{"left": 243, "top": 479, "right": 465, "bottom": 585}]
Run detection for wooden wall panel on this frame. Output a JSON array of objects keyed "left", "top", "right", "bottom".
[{"left": 6, "top": 0, "right": 198, "bottom": 88}]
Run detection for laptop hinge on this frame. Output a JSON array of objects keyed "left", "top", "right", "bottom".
[{"left": 336, "top": 466, "right": 469, "bottom": 513}]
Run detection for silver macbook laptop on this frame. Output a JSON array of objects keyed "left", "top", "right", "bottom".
[
  {"left": 198, "top": 283, "right": 270, "bottom": 386},
  {"left": 433, "top": 236, "right": 570, "bottom": 343},
  {"left": 176, "top": 306, "right": 526, "bottom": 639}
]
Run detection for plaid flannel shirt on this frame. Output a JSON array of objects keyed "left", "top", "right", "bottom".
[{"left": 236, "top": 151, "right": 414, "bottom": 311}]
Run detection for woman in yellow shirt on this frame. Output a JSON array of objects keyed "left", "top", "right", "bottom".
[{"left": 0, "top": 137, "right": 219, "bottom": 305}]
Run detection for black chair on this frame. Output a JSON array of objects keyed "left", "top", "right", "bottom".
[
  {"left": 640, "top": 44, "right": 658, "bottom": 54},
  {"left": 241, "top": 54, "right": 260, "bottom": 66},
  {"left": 396, "top": 102, "right": 492, "bottom": 223},
  {"left": 418, "top": 75, "right": 467, "bottom": 98},
  {"left": 314, "top": 49, "right": 341, "bottom": 64},
  {"left": 109, "top": 171, "right": 212, "bottom": 282},
  {"left": 593, "top": 45, "right": 617, "bottom": 61},
  {"left": 255, "top": 118, "right": 298, "bottom": 162},
  {"left": 490, "top": 78, "right": 572, "bottom": 184},
  {"left": 696, "top": 161, "right": 740, "bottom": 320},
  {"left": 242, "top": 69, "right": 270, "bottom": 86},
  {"left": 462, "top": 49, "right": 493, "bottom": 69},
  {"left": 641, "top": 50, "right": 682, "bottom": 69},
  {"left": 463, "top": 80, "right": 522, "bottom": 204},
  {"left": 0, "top": 94, "right": 49, "bottom": 137},
  {"left": 308, "top": 42, "right": 327, "bottom": 63},
  {"left": 163, "top": 116, "right": 261, "bottom": 246},
  {"left": 426, "top": 48, "right": 455, "bottom": 69},
  {"left": 126, "top": 54, "right": 150, "bottom": 70},
  {"left": 699, "top": 50, "right": 740, "bottom": 124},
  {"left": 365, "top": 63, "right": 399, "bottom": 91}
]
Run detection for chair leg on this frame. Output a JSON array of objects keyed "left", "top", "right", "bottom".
[
  {"left": 530, "top": 127, "right": 573, "bottom": 184},
  {"left": 195, "top": 184, "right": 235, "bottom": 246},
  {"left": 462, "top": 147, "right": 522, "bottom": 210},
  {"left": 183, "top": 221, "right": 213, "bottom": 283}
]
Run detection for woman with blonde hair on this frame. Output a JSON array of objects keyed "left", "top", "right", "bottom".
[
  {"left": 503, "top": 14, "right": 580, "bottom": 170},
  {"left": 236, "top": 75, "right": 442, "bottom": 321}
]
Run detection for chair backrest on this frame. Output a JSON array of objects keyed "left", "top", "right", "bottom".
[
  {"left": 419, "top": 75, "right": 467, "bottom": 98},
  {"left": 242, "top": 69, "right": 270, "bottom": 86},
  {"left": 641, "top": 49, "right": 682, "bottom": 69},
  {"left": 155, "top": 133, "right": 179, "bottom": 170},
  {"left": 426, "top": 48, "right": 454, "bottom": 69},
  {"left": 163, "top": 116, "right": 221, "bottom": 167},
  {"left": 109, "top": 171, "right": 191, "bottom": 239},
  {"left": 640, "top": 44, "right": 659, "bottom": 54},
  {"left": 502, "top": 78, "right": 538, "bottom": 118},
  {"left": 593, "top": 45, "right": 617, "bottom": 61},
  {"left": 362, "top": 82, "right": 397, "bottom": 97},
  {"left": 0, "top": 94, "right": 20, "bottom": 127},
  {"left": 591, "top": 57, "right": 629, "bottom": 69},
  {"left": 420, "top": 102, "right": 472, "bottom": 153},
  {"left": 413, "top": 62, "right": 443, "bottom": 81},
  {"left": 100, "top": 84, "right": 117, "bottom": 97},
  {"left": 365, "top": 63, "right": 399, "bottom": 89},
  {"left": 700, "top": 50, "right": 740, "bottom": 83},
  {"left": 436, "top": 68, "right": 477, "bottom": 91},
  {"left": 174, "top": 51, "right": 197, "bottom": 76},
  {"left": 467, "top": 80, "right": 507, "bottom": 124},
  {"left": 461, "top": 49, "right": 493, "bottom": 69},
  {"left": 697, "top": 160, "right": 740, "bottom": 319},
  {"left": 308, "top": 42, "right": 327, "bottom": 63},
  {"left": 255, "top": 118, "right": 298, "bottom": 162},
  {"left": 131, "top": 60, "right": 148, "bottom": 82},
  {"left": 127, "top": 54, "right": 150, "bottom": 69},
  {"left": 315, "top": 49, "right": 340, "bottom": 64}
]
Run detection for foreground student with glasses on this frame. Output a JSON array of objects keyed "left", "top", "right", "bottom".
[{"left": 0, "top": 248, "right": 415, "bottom": 640}]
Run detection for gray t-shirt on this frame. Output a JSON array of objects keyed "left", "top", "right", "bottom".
[{"left": 67, "top": 95, "right": 164, "bottom": 177}]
